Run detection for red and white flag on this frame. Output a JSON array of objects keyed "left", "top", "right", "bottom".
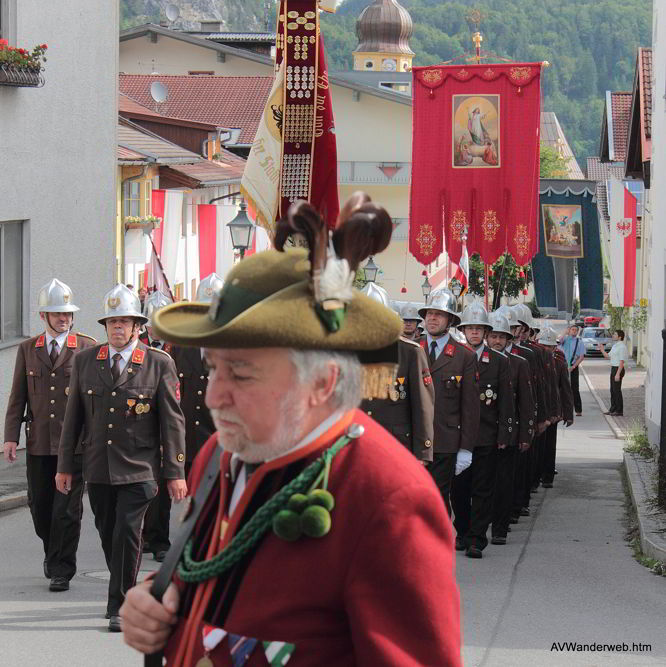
[
  {"left": 608, "top": 178, "right": 637, "bottom": 307},
  {"left": 453, "top": 244, "right": 469, "bottom": 293}
]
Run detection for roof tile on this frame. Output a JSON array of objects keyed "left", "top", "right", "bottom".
[
  {"left": 118, "top": 75, "right": 273, "bottom": 145},
  {"left": 609, "top": 92, "right": 632, "bottom": 162},
  {"left": 640, "top": 47, "right": 652, "bottom": 139}
]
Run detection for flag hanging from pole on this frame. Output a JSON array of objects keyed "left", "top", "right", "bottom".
[
  {"left": 608, "top": 178, "right": 637, "bottom": 308},
  {"left": 409, "top": 63, "right": 543, "bottom": 268},
  {"left": 241, "top": 0, "right": 339, "bottom": 238},
  {"left": 452, "top": 244, "right": 469, "bottom": 293}
]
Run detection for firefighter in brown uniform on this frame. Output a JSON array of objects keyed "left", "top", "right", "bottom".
[
  {"left": 400, "top": 303, "right": 423, "bottom": 341},
  {"left": 486, "top": 311, "right": 536, "bottom": 544},
  {"left": 56, "top": 284, "right": 186, "bottom": 633},
  {"left": 359, "top": 284, "right": 434, "bottom": 463},
  {"left": 452, "top": 302, "right": 513, "bottom": 558},
  {"left": 538, "top": 327, "right": 574, "bottom": 487},
  {"left": 418, "top": 290, "right": 479, "bottom": 514},
  {"left": 3, "top": 279, "right": 95, "bottom": 591},
  {"left": 140, "top": 290, "right": 176, "bottom": 562}
]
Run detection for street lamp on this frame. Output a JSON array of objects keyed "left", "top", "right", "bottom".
[
  {"left": 363, "top": 256, "right": 379, "bottom": 283},
  {"left": 421, "top": 275, "right": 432, "bottom": 298},
  {"left": 226, "top": 201, "right": 255, "bottom": 260},
  {"left": 452, "top": 283, "right": 462, "bottom": 298}
]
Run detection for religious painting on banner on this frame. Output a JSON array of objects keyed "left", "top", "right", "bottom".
[
  {"left": 542, "top": 204, "right": 584, "bottom": 259},
  {"left": 240, "top": 0, "right": 339, "bottom": 239},
  {"left": 453, "top": 95, "right": 500, "bottom": 168},
  {"left": 409, "top": 63, "right": 543, "bottom": 269}
]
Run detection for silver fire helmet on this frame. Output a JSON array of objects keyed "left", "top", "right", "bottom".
[
  {"left": 488, "top": 312, "right": 513, "bottom": 337},
  {"left": 37, "top": 279, "right": 80, "bottom": 313},
  {"left": 98, "top": 284, "right": 148, "bottom": 325},
  {"left": 537, "top": 327, "right": 558, "bottom": 347},
  {"left": 361, "top": 282, "right": 391, "bottom": 308},
  {"left": 496, "top": 304, "right": 521, "bottom": 328},
  {"left": 401, "top": 303, "right": 423, "bottom": 321},
  {"left": 418, "top": 289, "right": 460, "bottom": 326},
  {"left": 196, "top": 273, "right": 225, "bottom": 303},
  {"left": 143, "top": 290, "right": 173, "bottom": 327},
  {"left": 512, "top": 303, "right": 534, "bottom": 330},
  {"left": 458, "top": 301, "right": 491, "bottom": 329}
]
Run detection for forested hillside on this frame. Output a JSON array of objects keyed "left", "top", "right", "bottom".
[{"left": 120, "top": 0, "right": 652, "bottom": 162}]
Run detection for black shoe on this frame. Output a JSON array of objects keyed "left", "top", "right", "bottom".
[
  {"left": 43, "top": 558, "right": 50, "bottom": 579},
  {"left": 614, "top": 413, "right": 623, "bottom": 417},
  {"left": 104, "top": 612, "right": 110, "bottom": 620},
  {"left": 454, "top": 537, "right": 465, "bottom": 551},
  {"left": 154, "top": 550, "right": 167, "bottom": 563},
  {"left": 509, "top": 515, "right": 519, "bottom": 524},
  {"left": 554, "top": 469, "right": 559, "bottom": 475},
  {"left": 491, "top": 536, "right": 507, "bottom": 545},
  {"left": 49, "top": 576, "right": 69, "bottom": 592},
  {"left": 465, "top": 546, "right": 483, "bottom": 559},
  {"left": 531, "top": 484, "right": 539, "bottom": 492},
  {"left": 507, "top": 525, "right": 512, "bottom": 532},
  {"left": 542, "top": 481, "right": 553, "bottom": 488},
  {"left": 108, "top": 615, "right": 122, "bottom": 632},
  {"left": 520, "top": 507, "right": 530, "bottom": 516},
  {"left": 603, "top": 410, "right": 615, "bottom": 415}
]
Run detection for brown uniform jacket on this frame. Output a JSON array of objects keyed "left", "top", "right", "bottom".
[
  {"left": 169, "top": 344, "right": 215, "bottom": 462},
  {"left": 360, "top": 337, "right": 435, "bottom": 462},
  {"left": 553, "top": 351, "right": 574, "bottom": 423},
  {"left": 476, "top": 345, "right": 514, "bottom": 448},
  {"left": 57, "top": 341, "right": 185, "bottom": 485},
  {"left": 526, "top": 341, "right": 558, "bottom": 421},
  {"left": 419, "top": 335, "right": 480, "bottom": 454},
  {"left": 506, "top": 346, "right": 537, "bottom": 446},
  {"left": 4, "top": 332, "right": 96, "bottom": 455}
]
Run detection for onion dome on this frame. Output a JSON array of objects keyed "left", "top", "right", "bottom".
[{"left": 355, "top": 0, "right": 414, "bottom": 56}]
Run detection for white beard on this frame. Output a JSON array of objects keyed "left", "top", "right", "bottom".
[{"left": 211, "top": 387, "right": 309, "bottom": 463}]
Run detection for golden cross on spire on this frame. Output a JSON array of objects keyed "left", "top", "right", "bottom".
[{"left": 472, "top": 32, "right": 483, "bottom": 50}]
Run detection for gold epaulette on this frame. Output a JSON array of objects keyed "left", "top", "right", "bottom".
[
  {"left": 400, "top": 336, "right": 421, "bottom": 348},
  {"left": 76, "top": 332, "right": 97, "bottom": 343}
]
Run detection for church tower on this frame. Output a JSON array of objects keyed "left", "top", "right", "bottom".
[{"left": 353, "top": 0, "right": 414, "bottom": 72}]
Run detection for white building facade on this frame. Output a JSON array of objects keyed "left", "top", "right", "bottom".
[{"left": 0, "top": 0, "right": 117, "bottom": 434}]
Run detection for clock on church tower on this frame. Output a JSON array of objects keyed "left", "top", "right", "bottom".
[{"left": 381, "top": 58, "right": 397, "bottom": 71}]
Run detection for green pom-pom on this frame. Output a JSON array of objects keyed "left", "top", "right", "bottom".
[
  {"left": 301, "top": 505, "right": 332, "bottom": 538},
  {"left": 287, "top": 493, "right": 309, "bottom": 513},
  {"left": 307, "top": 489, "right": 335, "bottom": 511},
  {"left": 272, "top": 510, "right": 302, "bottom": 541}
]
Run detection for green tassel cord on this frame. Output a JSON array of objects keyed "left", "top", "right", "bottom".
[{"left": 177, "top": 432, "right": 351, "bottom": 583}]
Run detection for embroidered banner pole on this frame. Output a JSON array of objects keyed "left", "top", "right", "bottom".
[{"left": 409, "top": 61, "right": 544, "bottom": 270}]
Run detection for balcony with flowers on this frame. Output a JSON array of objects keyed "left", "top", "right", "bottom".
[{"left": 0, "top": 40, "right": 47, "bottom": 88}]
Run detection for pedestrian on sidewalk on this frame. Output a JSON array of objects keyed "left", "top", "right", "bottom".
[
  {"left": 597, "top": 329, "right": 629, "bottom": 416},
  {"left": 559, "top": 324, "right": 585, "bottom": 416},
  {"left": 3, "top": 279, "right": 96, "bottom": 592}
]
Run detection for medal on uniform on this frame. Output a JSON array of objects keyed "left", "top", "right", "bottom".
[
  {"left": 388, "top": 386, "right": 400, "bottom": 402},
  {"left": 480, "top": 392, "right": 486, "bottom": 401},
  {"left": 135, "top": 403, "right": 145, "bottom": 415},
  {"left": 127, "top": 399, "right": 136, "bottom": 408},
  {"left": 397, "top": 377, "right": 407, "bottom": 400},
  {"left": 485, "top": 388, "right": 493, "bottom": 399},
  {"left": 196, "top": 624, "right": 227, "bottom": 667},
  {"left": 143, "top": 403, "right": 151, "bottom": 413},
  {"left": 64, "top": 387, "right": 69, "bottom": 396}
]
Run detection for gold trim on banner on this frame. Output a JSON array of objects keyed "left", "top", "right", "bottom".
[
  {"left": 509, "top": 67, "right": 532, "bottom": 83},
  {"left": 481, "top": 210, "right": 500, "bottom": 241},
  {"left": 451, "top": 210, "right": 467, "bottom": 242},
  {"left": 515, "top": 224, "right": 530, "bottom": 256},
  {"left": 422, "top": 69, "right": 443, "bottom": 84},
  {"left": 416, "top": 224, "right": 437, "bottom": 256}
]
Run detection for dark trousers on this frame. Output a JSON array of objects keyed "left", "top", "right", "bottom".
[
  {"left": 512, "top": 449, "right": 530, "bottom": 515},
  {"left": 429, "top": 453, "right": 456, "bottom": 515},
  {"left": 570, "top": 367, "right": 582, "bottom": 414},
  {"left": 610, "top": 367, "right": 625, "bottom": 414},
  {"left": 451, "top": 445, "right": 496, "bottom": 551},
  {"left": 143, "top": 474, "right": 172, "bottom": 553},
  {"left": 531, "top": 432, "right": 545, "bottom": 489},
  {"left": 542, "top": 423, "right": 558, "bottom": 484},
  {"left": 26, "top": 453, "right": 84, "bottom": 579},
  {"left": 88, "top": 481, "right": 157, "bottom": 615},
  {"left": 492, "top": 447, "right": 517, "bottom": 538}
]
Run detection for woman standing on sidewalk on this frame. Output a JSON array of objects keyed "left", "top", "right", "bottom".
[{"left": 597, "top": 329, "right": 629, "bottom": 416}]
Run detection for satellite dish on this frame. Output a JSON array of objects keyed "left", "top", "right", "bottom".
[
  {"left": 150, "top": 81, "right": 168, "bottom": 104},
  {"left": 165, "top": 3, "right": 180, "bottom": 22}
]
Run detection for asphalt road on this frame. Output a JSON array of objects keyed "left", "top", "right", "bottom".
[{"left": 0, "top": 359, "right": 664, "bottom": 666}]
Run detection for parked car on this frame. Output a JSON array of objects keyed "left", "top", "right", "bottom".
[
  {"left": 584, "top": 315, "right": 602, "bottom": 327},
  {"left": 580, "top": 327, "right": 613, "bottom": 356}
]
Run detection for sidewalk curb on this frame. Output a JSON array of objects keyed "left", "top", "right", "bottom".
[
  {"left": 623, "top": 453, "right": 666, "bottom": 563},
  {"left": 0, "top": 490, "right": 28, "bottom": 513},
  {"left": 580, "top": 365, "right": 625, "bottom": 439}
]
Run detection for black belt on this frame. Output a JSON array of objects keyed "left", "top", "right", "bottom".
[{"left": 145, "top": 445, "right": 223, "bottom": 667}]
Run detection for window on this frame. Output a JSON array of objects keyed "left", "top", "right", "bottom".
[
  {"left": 192, "top": 205, "right": 198, "bottom": 235},
  {"left": 144, "top": 180, "right": 152, "bottom": 216},
  {"left": 188, "top": 70, "right": 214, "bottom": 75},
  {"left": 191, "top": 278, "right": 197, "bottom": 299},
  {"left": 0, "top": 220, "right": 24, "bottom": 342},
  {"left": 123, "top": 181, "right": 141, "bottom": 217},
  {"left": 137, "top": 270, "right": 145, "bottom": 289},
  {"left": 173, "top": 283, "right": 184, "bottom": 301}
]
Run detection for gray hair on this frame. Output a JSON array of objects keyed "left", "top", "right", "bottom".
[{"left": 288, "top": 349, "right": 361, "bottom": 412}]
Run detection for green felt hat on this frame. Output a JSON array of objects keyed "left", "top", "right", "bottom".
[{"left": 152, "top": 249, "right": 402, "bottom": 367}]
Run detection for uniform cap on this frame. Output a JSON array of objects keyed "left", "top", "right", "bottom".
[
  {"left": 195, "top": 273, "right": 224, "bottom": 303},
  {"left": 37, "top": 279, "right": 79, "bottom": 313},
  {"left": 99, "top": 284, "right": 147, "bottom": 325},
  {"left": 537, "top": 326, "right": 558, "bottom": 346},
  {"left": 458, "top": 301, "right": 490, "bottom": 328},
  {"left": 488, "top": 312, "right": 513, "bottom": 337},
  {"left": 418, "top": 289, "right": 460, "bottom": 326}
]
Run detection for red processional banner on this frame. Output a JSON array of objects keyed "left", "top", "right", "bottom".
[
  {"left": 197, "top": 204, "right": 217, "bottom": 279},
  {"left": 409, "top": 63, "right": 543, "bottom": 267}
]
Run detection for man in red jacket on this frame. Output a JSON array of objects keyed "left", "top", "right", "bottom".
[{"left": 119, "top": 208, "right": 462, "bottom": 666}]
